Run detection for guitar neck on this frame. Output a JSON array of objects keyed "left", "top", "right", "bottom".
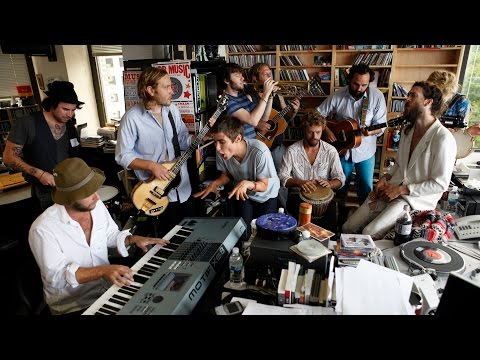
[
  {"left": 170, "top": 107, "right": 223, "bottom": 175},
  {"left": 272, "top": 92, "right": 305, "bottom": 122}
]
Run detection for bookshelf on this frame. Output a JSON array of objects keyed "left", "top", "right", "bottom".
[
  {"left": 0, "top": 105, "right": 40, "bottom": 154},
  {"left": 225, "top": 45, "right": 466, "bottom": 175}
]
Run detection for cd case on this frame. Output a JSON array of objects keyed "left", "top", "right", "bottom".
[
  {"left": 340, "top": 233, "right": 376, "bottom": 250},
  {"left": 297, "top": 223, "right": 334, "bottom": 241}
]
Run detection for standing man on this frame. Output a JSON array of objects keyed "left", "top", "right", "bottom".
[
  {"left": 248, "top": 62, "right": 300, "bottom": 170},
  {"left": 221, "top": 62, "right": 277, "bottom": 140},
  {"left": 3, "top": 81, "right": 83, "bottom": 215},
  {"left": 279, "top": 111, "right": 345, "bottom": 233},
  {"left": 342, "top": 82, "right": 456, "bottom": 239},
  {"left": 193, "top": 116, "right": 279, "bottom": 239},
  {"left": 316, "top": 63, "right": 386, "bottom": 204},
  {"left": 29, "top": 157, "right": 169, "bottom": 315},
  {"left": 115, "top": 67, "right": 194, "bottom": 237}
]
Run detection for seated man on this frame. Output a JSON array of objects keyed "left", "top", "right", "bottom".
[
  {"left": 278, "top": 111, "right": 345, "bottom": 233},
  {"left": 28, "top": 157, "right": 169, "bottom": 315},
  {"left": 342, "top": 81, "right": 456, "bottom": 239},
  {"left": 193, "top": 115, "right": 279, "bottom": 239}
]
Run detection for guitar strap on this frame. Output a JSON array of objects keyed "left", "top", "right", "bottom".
[
  {"left": 168, "top": 110, "right": 181, "bottom": 201},
  {"left": 360, "top": 87, "right": 369, "bottom": 128},
  {"left": 168, "top": 110, "right": 181, "bottom": 158}
]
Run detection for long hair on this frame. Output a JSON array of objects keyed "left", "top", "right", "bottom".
[
  {"left": 137, "top": 67, "right": 169, "bottom": 107},
  {"left": 427, "top": 70, "right": 460, "bottom": 102}
]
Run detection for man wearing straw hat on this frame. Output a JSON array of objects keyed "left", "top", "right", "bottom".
[{"left": 29, "top": 157, "right": 169, "bottom": 315}]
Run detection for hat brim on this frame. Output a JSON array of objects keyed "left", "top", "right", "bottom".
[{"left": 52, "top": 168, "right": 105, "bottom": 205}]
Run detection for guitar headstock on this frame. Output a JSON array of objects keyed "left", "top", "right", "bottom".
[
  {"left": 216, "top": 94, "right": 229, "bottom": 112},
  {"left": 388, "top": 115, "right": 408, "bottom": 128}
]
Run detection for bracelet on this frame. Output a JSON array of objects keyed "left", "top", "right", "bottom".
[
  {"left": 126, "top": 235, "right": 133, "bottom": 246},
  {"left": 260, "top": 98, "right": 268, "bottom": 104},
  {"left": 39, "top": 171, "right": 45, "bottom": 180}
]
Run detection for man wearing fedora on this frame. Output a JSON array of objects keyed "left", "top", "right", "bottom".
[
  {"left": 28, "top": 157, "right": 169, "bottom": 315},
  {"left": 3, "top": 81, "right": 84, "bottom": 215}
]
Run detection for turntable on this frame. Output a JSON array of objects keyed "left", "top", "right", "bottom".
[{"left": 400, "top": 239, "right": 465, "bottom": 274}]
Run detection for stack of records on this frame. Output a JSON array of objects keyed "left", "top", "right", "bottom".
[
  {"left": 336, "top": 234, "right": 376, "bottom": 266},
  {"left": 80, "top": 136, "right": 105, "bottom": 148}
]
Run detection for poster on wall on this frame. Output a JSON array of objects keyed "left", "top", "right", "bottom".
[
  {"left": 123, "top": 70, "right": 142, "bottom": 111},
  {"left": 152, "top": 60, "right": 195, "bottom": 133}
]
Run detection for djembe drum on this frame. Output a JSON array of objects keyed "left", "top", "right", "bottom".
[{"left": 299, "top": 186, "right": 334, "bottom": 219}]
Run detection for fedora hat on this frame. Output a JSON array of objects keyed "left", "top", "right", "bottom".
[
  {"left": 52, "top": 157, "right": 105, "bottom": 205},
  {"left": 44, "top": 81, "right": 85, "bottom": 107}
]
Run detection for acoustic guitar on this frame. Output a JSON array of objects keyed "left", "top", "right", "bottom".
[
  {"left": 256, "top": 78, "right": 321, "bottom": 148},
  {"left": 325, "top": 116, "right": 408, "bottom": 156},
  {"left": 130, "top": 95, "right": 228, "bottom": 216}
]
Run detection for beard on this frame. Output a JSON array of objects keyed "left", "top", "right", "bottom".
[
  {"left": 403, "top": 104, "right": 423, "bottom": 124},
  {"left": 71, "top": 199, "right": 98, "bottom": 212},
  {"left": 305, "top": 137, "right": 320, "bottom": 147},
  {"left": 348, "top": 86, "right": 365, "bottom": 100}
]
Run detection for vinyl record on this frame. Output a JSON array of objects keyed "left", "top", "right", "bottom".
[
  {"left": 256, "top": 213, "right": 297, "bottom": 232},
  {"left": 400, "top": 239, "right": 465, "bottom": 274},
  {"left": 170, "top": 77, "right": 183, "bottom": 100},
  {"left": 297, "top": 239, "right": 324, "bottom": 256}
]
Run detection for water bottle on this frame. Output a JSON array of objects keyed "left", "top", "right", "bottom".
[
  {"left": 392, "top": 130, "right": 400, "bottom": 150},
  {"left": 447, "top": 186, "right": 459, "bottom": 215},
  {"left": 394, "top": 204, "right": 412, "bottom": 246},
  {"left": 229, "top": 247, "right": 243, "bottom": 288}
]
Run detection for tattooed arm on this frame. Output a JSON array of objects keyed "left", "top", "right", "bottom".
[{"left": 3, "top": 141, "right": 54, "bottom": 186}]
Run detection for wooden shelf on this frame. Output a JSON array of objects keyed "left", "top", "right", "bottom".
[{"left": 225, "top": 45, "right": 465, "bottom": 175}]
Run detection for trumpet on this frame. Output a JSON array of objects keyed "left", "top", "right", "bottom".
[{"left": 244, "top": 82, "right": 299, "bottom": 95}]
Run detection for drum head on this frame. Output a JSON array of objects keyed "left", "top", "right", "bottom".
[
  {"left": 301, "top": 186, "right": 333, "bottom": 201},
  {"left": 97, "top": 185, "right": 119, "bottom": 202},
  {"left": 452, "top": 129, "right": 474, "bottom": 159}
]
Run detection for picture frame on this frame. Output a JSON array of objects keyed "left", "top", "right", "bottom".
[{"left": 35, "top": 74, "right": 45, "bottom": 91}]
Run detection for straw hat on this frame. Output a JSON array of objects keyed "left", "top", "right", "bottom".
[{"left": 52, "top": 157, "right": 105, "bottom": 205}]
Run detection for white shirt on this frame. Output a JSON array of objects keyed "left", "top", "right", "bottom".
[
  {"left": 278, "top": 140, "right": 346, "bottom": 193},
  {"left": 28, "top": 201, "right": 131, "bottom": 315}
]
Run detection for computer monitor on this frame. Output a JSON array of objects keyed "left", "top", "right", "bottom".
[{"left": 435, "top": 272, "right": 480, "bottom": 315}]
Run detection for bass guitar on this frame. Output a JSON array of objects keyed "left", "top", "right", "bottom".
[
  {"left": 256, "top": 78, "right": 321, "bottom": 148},
  {"left": 130, "top": 95, "right": 228, "bottom": 216},
  {"left": 325, "top": 115, "right": 408, "bottom": 156}
]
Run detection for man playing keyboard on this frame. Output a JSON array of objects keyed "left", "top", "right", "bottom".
[{"left": 28, "top": 157, "right": 169, "bottom": 315}]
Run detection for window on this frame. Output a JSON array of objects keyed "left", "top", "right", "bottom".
[
  {"left": 461, "top": 45, "right": 480, "bottom": 148},
  {"left": 0, "top": 51, "right": 32, "bottom": 101},
  {"left": 90, "top": 45, "right": 125, "bottom": 125}
]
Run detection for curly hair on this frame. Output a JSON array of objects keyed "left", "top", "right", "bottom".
[{"left": 426, "top": 70, "right": 460, "bottom": 101}]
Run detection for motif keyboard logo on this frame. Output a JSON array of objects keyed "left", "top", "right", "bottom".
[{"left": 188, "top": 266, "right": 213, "bottom": 301}]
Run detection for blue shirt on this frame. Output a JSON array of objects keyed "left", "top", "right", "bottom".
[
  {"left": 225, "top": 93, "right": 257, "bottom": 139},
  {"left": 115, "top": 103, "right": 192, "bottom": 203}
]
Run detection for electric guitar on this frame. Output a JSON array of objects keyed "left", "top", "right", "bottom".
[
  {"left": 256, "top": 78, "right": 321, "bottom": 148},
  {"left": 325, "top": 115, "right": 408, "bottom": 156},
  {"left": 130, "top": 94, "right": 228, "bottom": 216}
]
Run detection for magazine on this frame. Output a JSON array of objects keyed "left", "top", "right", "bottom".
[
  {"left": 340, "top": 233, "right": 376, "bottom": 250},
  {"left": 297, "top": 223, "right": 334, "bottom": 241}
]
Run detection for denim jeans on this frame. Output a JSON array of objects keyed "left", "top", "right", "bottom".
[{"left": 338, "top": 155, "right": 375, "bottom": 203}]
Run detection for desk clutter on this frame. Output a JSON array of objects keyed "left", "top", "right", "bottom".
[{"left": 0, "top": 172, "right": 27, "bottom": 191}]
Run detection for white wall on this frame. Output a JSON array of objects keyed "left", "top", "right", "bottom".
[{"left": 32, "top": 45, "right": 99, "bottom": 136}]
